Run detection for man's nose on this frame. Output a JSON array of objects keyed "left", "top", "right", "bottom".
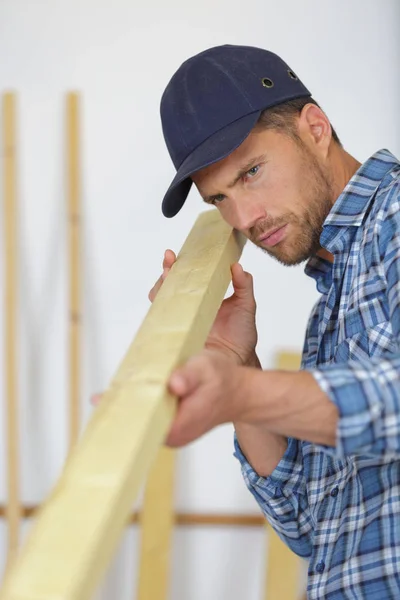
[{"left": 231, "top": 198, "right": 267, "bottom": 233}]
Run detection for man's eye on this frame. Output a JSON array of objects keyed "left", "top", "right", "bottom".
[
  {"left": 211, "top": 194, "right": 225, "bottom": 204},
  {"left": 246, "top": 165, "right": 260, "bottom": 177}
]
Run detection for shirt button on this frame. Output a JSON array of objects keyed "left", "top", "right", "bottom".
[
  {"left": 330, "top": 486, "right": 339, "bottom": 498},
  {"left": 316, "top": 561, "right": 325, "bottom": 574}
]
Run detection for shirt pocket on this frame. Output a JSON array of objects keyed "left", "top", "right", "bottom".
[{"left": 333, "top": 296, "right": 396, "bottom": 363}]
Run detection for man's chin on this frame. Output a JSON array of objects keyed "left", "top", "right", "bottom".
[
  {"left": 257, "top": 243, "right": 311, "bottom": 266},
  {"left": 275, "top": 254, "right": 309, "bottom": 267}
]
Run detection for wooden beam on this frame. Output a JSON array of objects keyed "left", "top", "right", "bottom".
[
  {"left": 137, "top": 448, "right": 176, "bottom": 600},
  {"left": 274, "top": 350, "right": 302, "bottom": 371},
  {"left": 264, "top": 530, "right": 301, "bottom": 600},
  {"left": 0, "top": 505, "right": 266, "bottom": 527},
  {"left": 263, "top": 350, "right": 302, "bottom": 600},
  {"left": 0, "top": 210, "right": 245, "bottom": 600},
  {"left": 66, "top": 92, "right": 82, "bottom": 448},
  {"left": 2, "top": 91, "right": 21, "bottom": 568},
  {"left": 175, "top": 512, "right": 264, "bottom": 527}
]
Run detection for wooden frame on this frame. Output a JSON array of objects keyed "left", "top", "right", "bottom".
[
  {"left": 263, "top": 351, "right": 302, "bottom": 600},
  {"left": 0, "top": 505, "right": 264, "bottom": 526},
  {"left": 66, "top": 92, "right": 82, "bottom": 448},
  {"left": 137, "top": 447, "right": 176, "bottom": 600},
  {"left": 2, "top": 92, "right": 21, "bottom": 570},
  {"left": 0, "top": 210, "right": 245, "bottom": 600}
]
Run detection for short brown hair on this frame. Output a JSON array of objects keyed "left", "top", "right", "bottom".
[{"left": 256, "top": 97, "right": 341, "bottom": 146}]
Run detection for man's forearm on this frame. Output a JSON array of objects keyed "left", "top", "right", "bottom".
[
  {"left": 238, "top": 368, "right": 338, "bottom": 446},
  {"left": 234, "top": 352, "right": 288, "bottom": 477},
  {"left": 234, "top": 422, "right": 288, "bottom": 477}
]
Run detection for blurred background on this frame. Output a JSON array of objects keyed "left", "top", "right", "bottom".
[{"left": 0, "top": 0, "right": 399, "bottom": 598}]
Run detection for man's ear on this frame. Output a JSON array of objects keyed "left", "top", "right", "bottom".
[{"left": 298, "top": 103, "right": 332, "bottom": 159}]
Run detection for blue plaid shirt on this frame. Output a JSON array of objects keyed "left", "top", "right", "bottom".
[{"left": 235, "top": 149, "right": 400, "bottom": 599}]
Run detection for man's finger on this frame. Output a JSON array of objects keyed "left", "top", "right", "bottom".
[
  {"left": 148, "top": 251, "right": 177, "bottom": 302},
  {"left": 90, "top": 393, "right": 103, "bottom": 406},
  {"left": 148, "top": 270, "right": 170, "bottom": 302},
  {"left": 161, "top": 267, "right": 170, "bottom": 281},
  {"left": 162, "top": 249, "right": 176, "bottom": 269},
  {"left": 168, "top": 358, "right": 205, "bottom": 397}
]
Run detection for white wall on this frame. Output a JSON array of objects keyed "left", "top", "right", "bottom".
[{"left": 0, "top": 0, "right": 399, "bottom": 598}]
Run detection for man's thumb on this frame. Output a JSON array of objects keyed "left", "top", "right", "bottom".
[
  {"left": 231, "top": 263, "right": 254, "bottom": 300},
  {"left": 168, "top": 360, "right": 203, "bottom": 396}
]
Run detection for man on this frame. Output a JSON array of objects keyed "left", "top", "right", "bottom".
[{"left": 150, "top": 45, "right": 400, "bottom": 598}]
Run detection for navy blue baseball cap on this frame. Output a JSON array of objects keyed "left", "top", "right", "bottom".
[{"left": 160, "top": 44, "right": 311, "bottom": 218}]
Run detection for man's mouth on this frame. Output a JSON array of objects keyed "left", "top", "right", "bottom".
[{"left": 258, "top": 224, "right": 288, "bottom": 247}]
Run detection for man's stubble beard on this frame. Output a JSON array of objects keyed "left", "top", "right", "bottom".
[{"left": 250, "top": 146, "right": 335, "bottom": 266}]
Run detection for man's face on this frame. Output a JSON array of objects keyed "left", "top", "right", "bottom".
[{"left": 192, "top": 128, "right": 335, "bottom": 266}]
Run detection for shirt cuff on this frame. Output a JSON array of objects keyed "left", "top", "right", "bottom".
[
  {"left": 233, "top": 434, "right": 306, "bottom": 497},
  {"left": 310, "top": 366, "right": 382, "bottom": 458}
]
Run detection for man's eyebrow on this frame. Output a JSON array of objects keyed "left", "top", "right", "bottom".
[
  {"left": 228, "top": 154, "right": 267, "bottom": 188},
  {"left": 201, "top": 154, "right": 267, "bottom": 204}
]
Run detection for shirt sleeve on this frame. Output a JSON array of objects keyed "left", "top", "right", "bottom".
[
  {"left": 233, "top": 434, "right": 313, "bottom": 558},
  {"left": 232, "top": 292, "right": 322, "bottom": 557},
  {"left": 311, "top": 196, "right": 400, "bottom": 459}
]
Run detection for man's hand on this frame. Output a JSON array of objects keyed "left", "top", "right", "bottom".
[
  {"left": 150, "top": 249, "right": 258, "bottom": 367},
  {"left": 92, "top": 248, "right": 255, "bottom": 409},
  {"left": 91, "top": 349, "right": 247, "bottom": 448},
  {"left": 91, "top": 249, "right": 289, "bottom": 476},
  {"left": 166, "top": 348, "right": 245, "bottom": 447}
]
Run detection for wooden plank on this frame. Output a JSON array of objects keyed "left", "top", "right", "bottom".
[
  {"left": 66, "top": 92, "right": 81, "bottom": 448},
  {"left": 137, "top": 448, "right": 176, "bottom": 600},
  {"left": 264, "top": 531, "right": 301, "bottom": 600},
  {"left": 0, "top": 505, "right": 266, "bottom": 527},
  {"left": 275, "top": 351, "right": 301, "bottom": 371},
  {"left": 263, "top": 350, "right": 302, "bottom": 600},
  {"left": 2, "top": 91, "right": 21, "bottom": 569},
  {"left": 0, "top": 210, "right": 245, "bottom": 600},
  {"left": 175, "top": 512, "right": 264, "bottom": 527}
]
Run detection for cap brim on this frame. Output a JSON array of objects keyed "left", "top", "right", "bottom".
[{"left": 162, "top": 110, "right": 261, "bottom": 217}]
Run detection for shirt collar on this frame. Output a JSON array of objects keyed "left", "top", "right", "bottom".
[
  {"left": 305, "top": 149, "right": 400, "bottom": 289},
  {"left": 305, "top": 255, "right": 333, "bottom": 294},
  {"left": 322, "top": 149, "right": 399, "bottom": 231}
]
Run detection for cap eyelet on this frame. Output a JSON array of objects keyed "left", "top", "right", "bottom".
[
  {"left": 288, "top": 69, "right": 298, "bottom": 80},
  {"left": 261, "top": 77, "right": 274, "bottom": 89}
]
